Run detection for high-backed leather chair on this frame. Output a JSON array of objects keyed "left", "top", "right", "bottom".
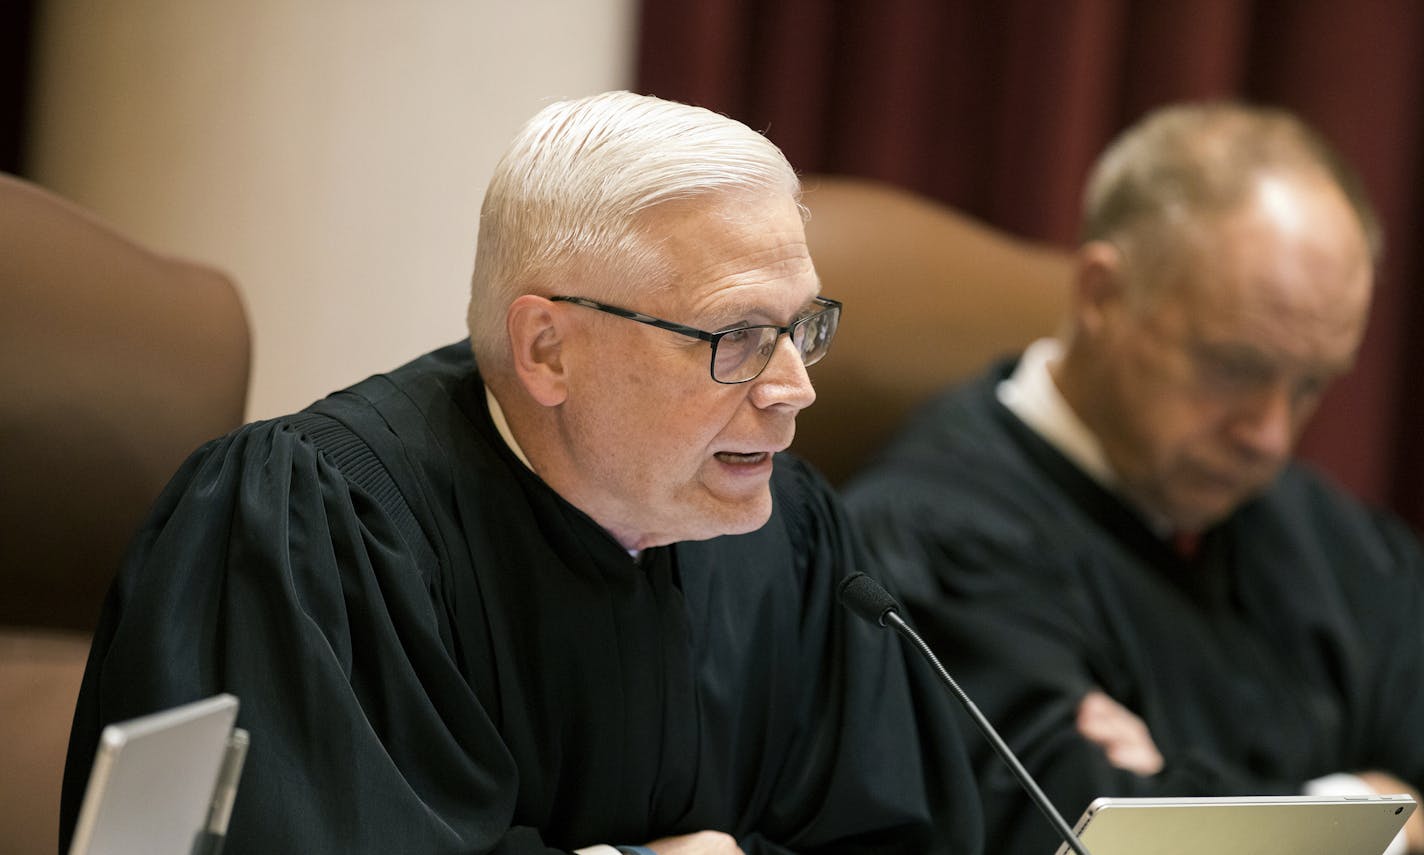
[
  {"left": 0, "top": 172, "right": 251, "bottom": 855},
  {"left": 794, "top": 174, "right": 1073, "bottom": 485}
]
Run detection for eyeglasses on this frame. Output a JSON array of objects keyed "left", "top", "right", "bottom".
[{"left": 550, "top": 295, "right": 842, "bottom": 384}]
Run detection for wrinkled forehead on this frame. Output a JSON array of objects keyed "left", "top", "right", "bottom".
[
  {"left": 1151, "top": 235, "right": 1372, "bottom": 378},
  {"left": 626, "top": 192, "right": 816, "bottom": 308}
]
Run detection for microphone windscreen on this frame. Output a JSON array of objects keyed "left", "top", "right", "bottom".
[{"left": 837, "top": 572, "right": 901, "bottom": 627}]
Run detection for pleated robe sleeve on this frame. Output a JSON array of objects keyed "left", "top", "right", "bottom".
[{"left": 61, "top": 420, "right": 572, "bottom": 854}]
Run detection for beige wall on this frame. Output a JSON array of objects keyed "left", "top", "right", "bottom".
[{"left": 26, "top": 0, "right": 636, "bottom": 419}]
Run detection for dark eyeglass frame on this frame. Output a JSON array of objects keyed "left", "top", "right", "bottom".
[{"left": 549, "top": 294, "right": 842, "bottom": 384}]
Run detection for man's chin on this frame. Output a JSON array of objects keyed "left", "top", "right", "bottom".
[
  {"left": 699, "top": 492, "right": 775, "bottom": 541},
  {"left": 710, "top": 497, "right": 775, "bottom": 540},
  {"left": 1166, "top": 486, "right": 1261, "bottom": 532},
  {"left": 638, "top": 494, "right": 774, "bottom": 548}
]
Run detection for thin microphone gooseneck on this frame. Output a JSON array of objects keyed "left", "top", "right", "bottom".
[{"left": 838, "top": 572, "right": 1093, "bottom": 855}]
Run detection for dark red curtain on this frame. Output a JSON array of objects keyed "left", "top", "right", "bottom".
[{"left": 637, "top": 0, "right": 1424, "bottom": 531}]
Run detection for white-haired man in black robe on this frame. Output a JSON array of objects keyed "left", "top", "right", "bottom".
[{"left": 61, "top": 91, "right": 983, "bottom": 855}]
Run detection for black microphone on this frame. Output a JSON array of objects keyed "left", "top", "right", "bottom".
[{"left": 838, "top": 572, "right": 1093, "bottom": 855}]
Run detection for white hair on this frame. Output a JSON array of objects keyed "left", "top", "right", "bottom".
[{"left": 467, "top": 90, "right": 802, "bottom": 373}]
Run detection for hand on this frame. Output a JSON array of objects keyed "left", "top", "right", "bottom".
[
  {"left": 644, "top": 830, "right": 745, "bottom": 854},
  {"left": 1357, "top": 771, "right": 1424, "bottom": 853},
  {"left": 1075, "top": 689, "right": 1164, "bottom": 776}
]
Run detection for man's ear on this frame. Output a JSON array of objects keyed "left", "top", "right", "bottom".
[
  {"left": 507, "top": 295, "right": 569, "bottom": 407},
  {"left": 1071, "top": 240, "right": 1128, "bottom": 338}
]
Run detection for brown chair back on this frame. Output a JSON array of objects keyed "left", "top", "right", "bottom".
[
  {"left": 0, "top": 172, "right": 250, "bottom": 855},
  {"left": 794, "top": 175, "right": 1072, "bottom": 484}
]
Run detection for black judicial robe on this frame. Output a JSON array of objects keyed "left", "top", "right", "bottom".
[
  {"left": 60, "top": 341, "right": 982, "bottom": 855},
  {"left": 844, "top": 358, "right": 1424, "bottom": 855}
]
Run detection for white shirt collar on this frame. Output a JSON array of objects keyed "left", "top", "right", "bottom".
[
  {"left": 997, "top": 338, "right": 1175, "bottom": 534},
  {"left": 483, "top": 385, "right": 642, "bottom": 559},
  {"left": 996, "top": 337, "right": 1118, "bottom": 488},
  {"left": 484, "top": 385, "right": 534, "bottom": 471}
]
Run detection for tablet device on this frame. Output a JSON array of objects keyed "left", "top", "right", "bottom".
[
  {"left": 1055, "top": 794, "right": 1415, "bottom": 855},
  {"left": 68, "top": 693, "right": 245, "bottom": 855}
]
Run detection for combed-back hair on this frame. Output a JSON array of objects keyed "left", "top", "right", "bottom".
[
  {"left": 1082, "top": 101, "right": 1382, "bottom": 281},
  {"left": 467, "top": 90, "right": 802, "bottom": 373}
]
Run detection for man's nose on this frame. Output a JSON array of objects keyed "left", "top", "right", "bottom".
[
  {"left": 749, "top": 334, "right": 817, "bottom": 411},
  {"left": 1227, "top": 381, "right": 1297, "bottom": 462}
]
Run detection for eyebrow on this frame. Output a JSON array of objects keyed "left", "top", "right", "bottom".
[
  {"left": 703, "top": 294, "right": 823, "bottom": 329},
  {"left": 1194, "top": 337, "right": 1357, "bottom": 380}
]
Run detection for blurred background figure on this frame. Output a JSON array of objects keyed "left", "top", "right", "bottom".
[{"left": 844, "top": 101, "right": 1424, "bottom": 855}]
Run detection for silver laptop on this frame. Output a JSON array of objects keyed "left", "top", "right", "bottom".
[
  {"left": 1055, "top": 794, "right": 1416, "bottom": 855},
  {"left": 69, "top": 694, "right": 248, "bottom": 855}
]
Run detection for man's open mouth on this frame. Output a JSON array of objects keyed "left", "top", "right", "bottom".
[{"left": 715, "top": 451, "right": 770, "bottom": 464}]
